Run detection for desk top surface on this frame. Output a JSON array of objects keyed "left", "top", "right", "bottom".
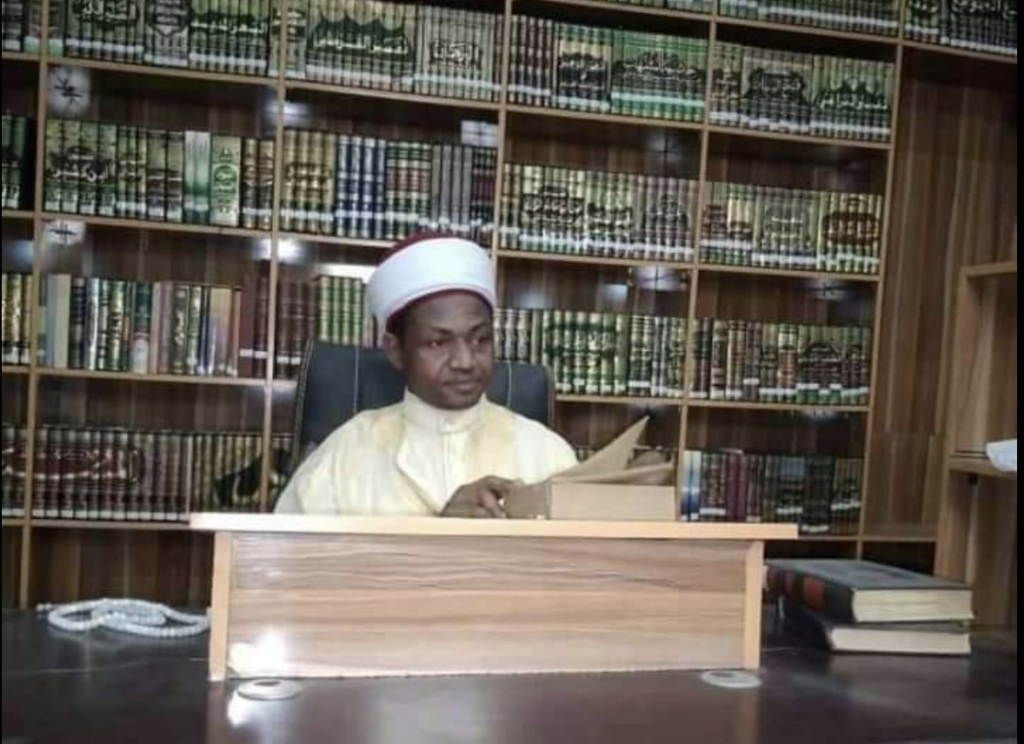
[
  {"left": 190, "top": 513, "right": 798, "bottom": 540},
  {"left": 2, "top": 611, "right": 1016, "bottom": 744}
]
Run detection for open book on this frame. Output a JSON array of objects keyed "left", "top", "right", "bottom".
[{"left": 504, "top": 418, "right": 678, "bottom": 521}]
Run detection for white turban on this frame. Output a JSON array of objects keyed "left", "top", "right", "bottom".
[{"left": 368, "top": 235, "right": 496, "bottom": 326}]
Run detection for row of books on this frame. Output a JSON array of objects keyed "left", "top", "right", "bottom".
[
  {"left": 2, "top": 115, "right": 33, "bottom": 212},
  {"left": 681, "top": 450, "right": 863, "bottom": 534},
  {"left": 500, "top": 164, "right": 698, "bottom": 262},
  {"left": 2, "top": 273, "right": 32, "bottom": 366},
  {"left": 495, "top": 308, "right": 687, "bottom": 399},
  {"left": 273, "top": 277, "right": 369, "bottom": 378},
  {"left": 0, "top": 426, "right": 294, "bottom": 521},
  {"left": 38, "top": 275, "right": 250, "bottom": 378},
  {"left": 906, "top": 0, "right": 1016, "bottom": 56},
  {"left": 509, "top": 16, "right": 708, "bottom": 123},
  {"left": 1, "top": 0, "right": 40, "bottom": 52},
  {"left": 281, "top": 132, "right": 497, "bottom": 244},
  {"left": 690, "top": 319, "right": 872, "bottom": 405},
  {"left": 286, "top": 1, "right": 503, "bottom": 102},
  {"left": 50, "top": 0, "right": 274, "bottom": 73},
  {"left": 711, "top": 44, "right": 895, "bottom": 142},
  {"left": 588, "top": 0, "right": 714, "bottom": 13},
  {"left": 701, "top": 183, "right": 884, "bottom": 274},
  {"left": 44, "top": 119, "right": 274, "bottom": 229},
  {"left": 720, "top": 0, "right": 900, "bottom": 36}
]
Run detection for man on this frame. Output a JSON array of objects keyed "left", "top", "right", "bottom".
[{"left": 275, "top": 233, "right": 578, "bottom": 518}]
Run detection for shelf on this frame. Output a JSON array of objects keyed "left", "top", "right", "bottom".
[
  {"left": 861, "top": 534, "right": 938, "bottom": 544},
  {"left": 0, "top": 51, "right": 38, "bottom": 64},
  {"left": 497, "top": 249, "right": 693, "bottom": 271},
  {"left": 1, "top": 519, "right": 25, "bottom": 528},
  {"left": 37, "top": 368, "right": 267, "bottom": 388},
  {"left": 688, "top": 400, "right": 870, "bottom": 414},
  {"left": 287, "top": 80, "right": 501, "bottom": 114},
  {"left": 507, "top": 104, "right": 704, "bottom": 133},
  {"left": 1, "top": 366, "right": 29, "bottom": 376},
  {"left": 520, "top": 0, "right": 713, "bottom": 24},
  {"left": 792, "top": 535, "right": 860, "bottom": 543},
  {"left": 708, "top": 124, "right": 893, "bottom": 152},
  {"left": 40, "top": 213, "right": 269, "bottom": 240},
  {"left": 949, "top": 455, "right": 1017, "bottom": 481},
  {"left": 717, "top": 16, "right": 899, "bottom": 47},
  {"left": 1, "top": 210, "right": 34, "bottom": 222},
  {"left": 557, "top": 394, "right": 684, "bottom": 407},
  {"left": 46, "top": 57, "right": 277, "bottom": 89},
  {"left": 698, "top": 263, "right": 881, "bottom": 284},
  {"left": 278, "top": 233, "right": 392, "bottom": 251},
  {"left": 963, "top": 260, "right": 1017, "bottom": 280},
  {"left": 903, "top": 40, "right": 1018, "bottom": 67},
  {"left": 31, "top": 519, "right": 194, "bottom": 532}
]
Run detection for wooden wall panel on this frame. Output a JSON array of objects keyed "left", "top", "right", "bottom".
[
  {"left": 556, "top": 403, "right": 681, "bottom": 452},
  {"left": 2, "top": 376, "right": 28, "bottom": 426},
  {"left": 1, "top": 528, "right": 20, "bottom": 609},
  {"left": 28, "top": 529, "right": 213, "bottom": 607},
  {"left": 967, "top": 480, "right": 1017, "bottom": 627},
  {"left": 868, "top": 65, "right": 1017, "bottom": 532},
  {"left": 861, "top": 541, "right": 936, "bottom": 575}
]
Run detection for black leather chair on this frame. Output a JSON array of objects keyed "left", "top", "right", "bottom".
[{"left": 290, "top": 342, "right": 556, "bottom": 472}]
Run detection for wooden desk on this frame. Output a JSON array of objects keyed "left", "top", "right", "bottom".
[
  {"left": 191, "top": 515, "right": 797, "bottom": 680},
  {"left": 2, "top": 611, "right": 1016, "bottom": 744}
]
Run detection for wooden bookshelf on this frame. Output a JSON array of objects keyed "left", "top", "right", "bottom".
[
  {"left": 716, "top": 16, "right": 899, "bottom": 47},
  {"left": 697, "top": 264, "right": 882, "bottom": 284},
  {"left": 46, "top": 57, "right": 277, "bottom": 89},
  {"left": 40, "top": 214, "right": 271, "bottom": 240},
  {"left": 963, "top": 260, "right": 1018, "bottom": 280},
  {"left": 707, "top": 125, "right": 894, "bottom": 152},
  {"left": 498, "top": 249, "right": 693, "bottom": 271},
  {"left": 0, "top": 51, "right": 38, "bottom": 64},
  {"left": 506, "top": 104, "right": 705, "bottom": 133},
  {"left": 902, "top": 40, "right": 1018, "bottom": 67},
  {"left": 287, "top": 80, "right": 502, "bottom": 114},
  {"left": 1, "top": 211, "right": 35, "bottom": 222},
  {"left": 35, "top": 369, "right": 268, "bottom": 388},
  {"left": 949, "top": 455, "right": 1017, "bottom": 481},
  {"left": 518, "top": 0, "right": 713, "bottom": 24},
  {"left": 558, "top": 395, "right": 684, "bottom": 408},
  {"left": 0, "top": 0, "right": 1014, "bottom": 607},
  {"left": 936, "top": 259, "right": 1017, "bottom": 631},
  {"left": 688, "top": 400, "right": 871, "bottom": 414}
]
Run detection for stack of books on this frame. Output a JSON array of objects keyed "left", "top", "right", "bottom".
[{"left": 767, "top": 560, "right": 974, "bottom": 655}]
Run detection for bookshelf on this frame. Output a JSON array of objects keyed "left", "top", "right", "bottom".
[
  {"left": 0, "top": 0, "right": 1016, "bottom": 609},
  {"left": 936, "top": 261, "right": 1016, "bottom": 650}
]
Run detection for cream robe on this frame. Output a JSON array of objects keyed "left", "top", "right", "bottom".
[{"left": 275, "top": 391, "right": 578, "bottom": 516}]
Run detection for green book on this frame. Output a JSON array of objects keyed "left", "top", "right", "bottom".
[
  {"left": 96, "top": 123, "right": 118, "bottom": 217},
  {"left": 209, "top": 135, "right": 242, "bottom": 228},
  {"left": 146, "top": 129, "right": 168, "bottom": 222},
  {"left": 145, "top": 0, "right": 190, "bottom": 67},
  {"left": 257, "top": 138, "right": 275, "bottom": 231},
  {"left": 240, "top": 137, "right": 259, "bottom": 229},
  {"left": 132, "top": 282, "right": 153, "bottom": 374},
  {"left": 166, "top": 131, "right": 185, "bottom": 223}
]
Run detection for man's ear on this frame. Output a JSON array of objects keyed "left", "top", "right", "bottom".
[{"left": 383, "top": 332, "right": 404, "bottom": 371}]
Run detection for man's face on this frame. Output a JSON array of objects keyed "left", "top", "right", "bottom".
[{"left": 384, "top": 293, "right": 495, "bottom": 411}]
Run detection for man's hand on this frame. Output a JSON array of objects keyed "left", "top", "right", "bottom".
[{"left": 441, "top": 477, "right": 517, "bottom": 519}]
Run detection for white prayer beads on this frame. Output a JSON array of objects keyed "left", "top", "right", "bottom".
[{"left": 38, "top": 599, "right": 210, "bottom": 639}]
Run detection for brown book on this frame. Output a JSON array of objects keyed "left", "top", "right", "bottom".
[
  {"left": 179, "top": 433, "right": 195, "bottom": 521},
  {"left": 113, "top": 429, "right": 131, "bottom": 520},
  {"left": 275, "top": 280, "right": 293, "bottom": 378},
  {"left": 33, "top": 428, "right": 50, "bottom": 519},
  {"left": 162, "top": 432, "right": 183, "bottom": 521},
  {"left": 140, "top": 431, "right": 159, "bottom": 521},
  {"left": 255, "top": 274, "right": 270, "bottom": 379}
]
